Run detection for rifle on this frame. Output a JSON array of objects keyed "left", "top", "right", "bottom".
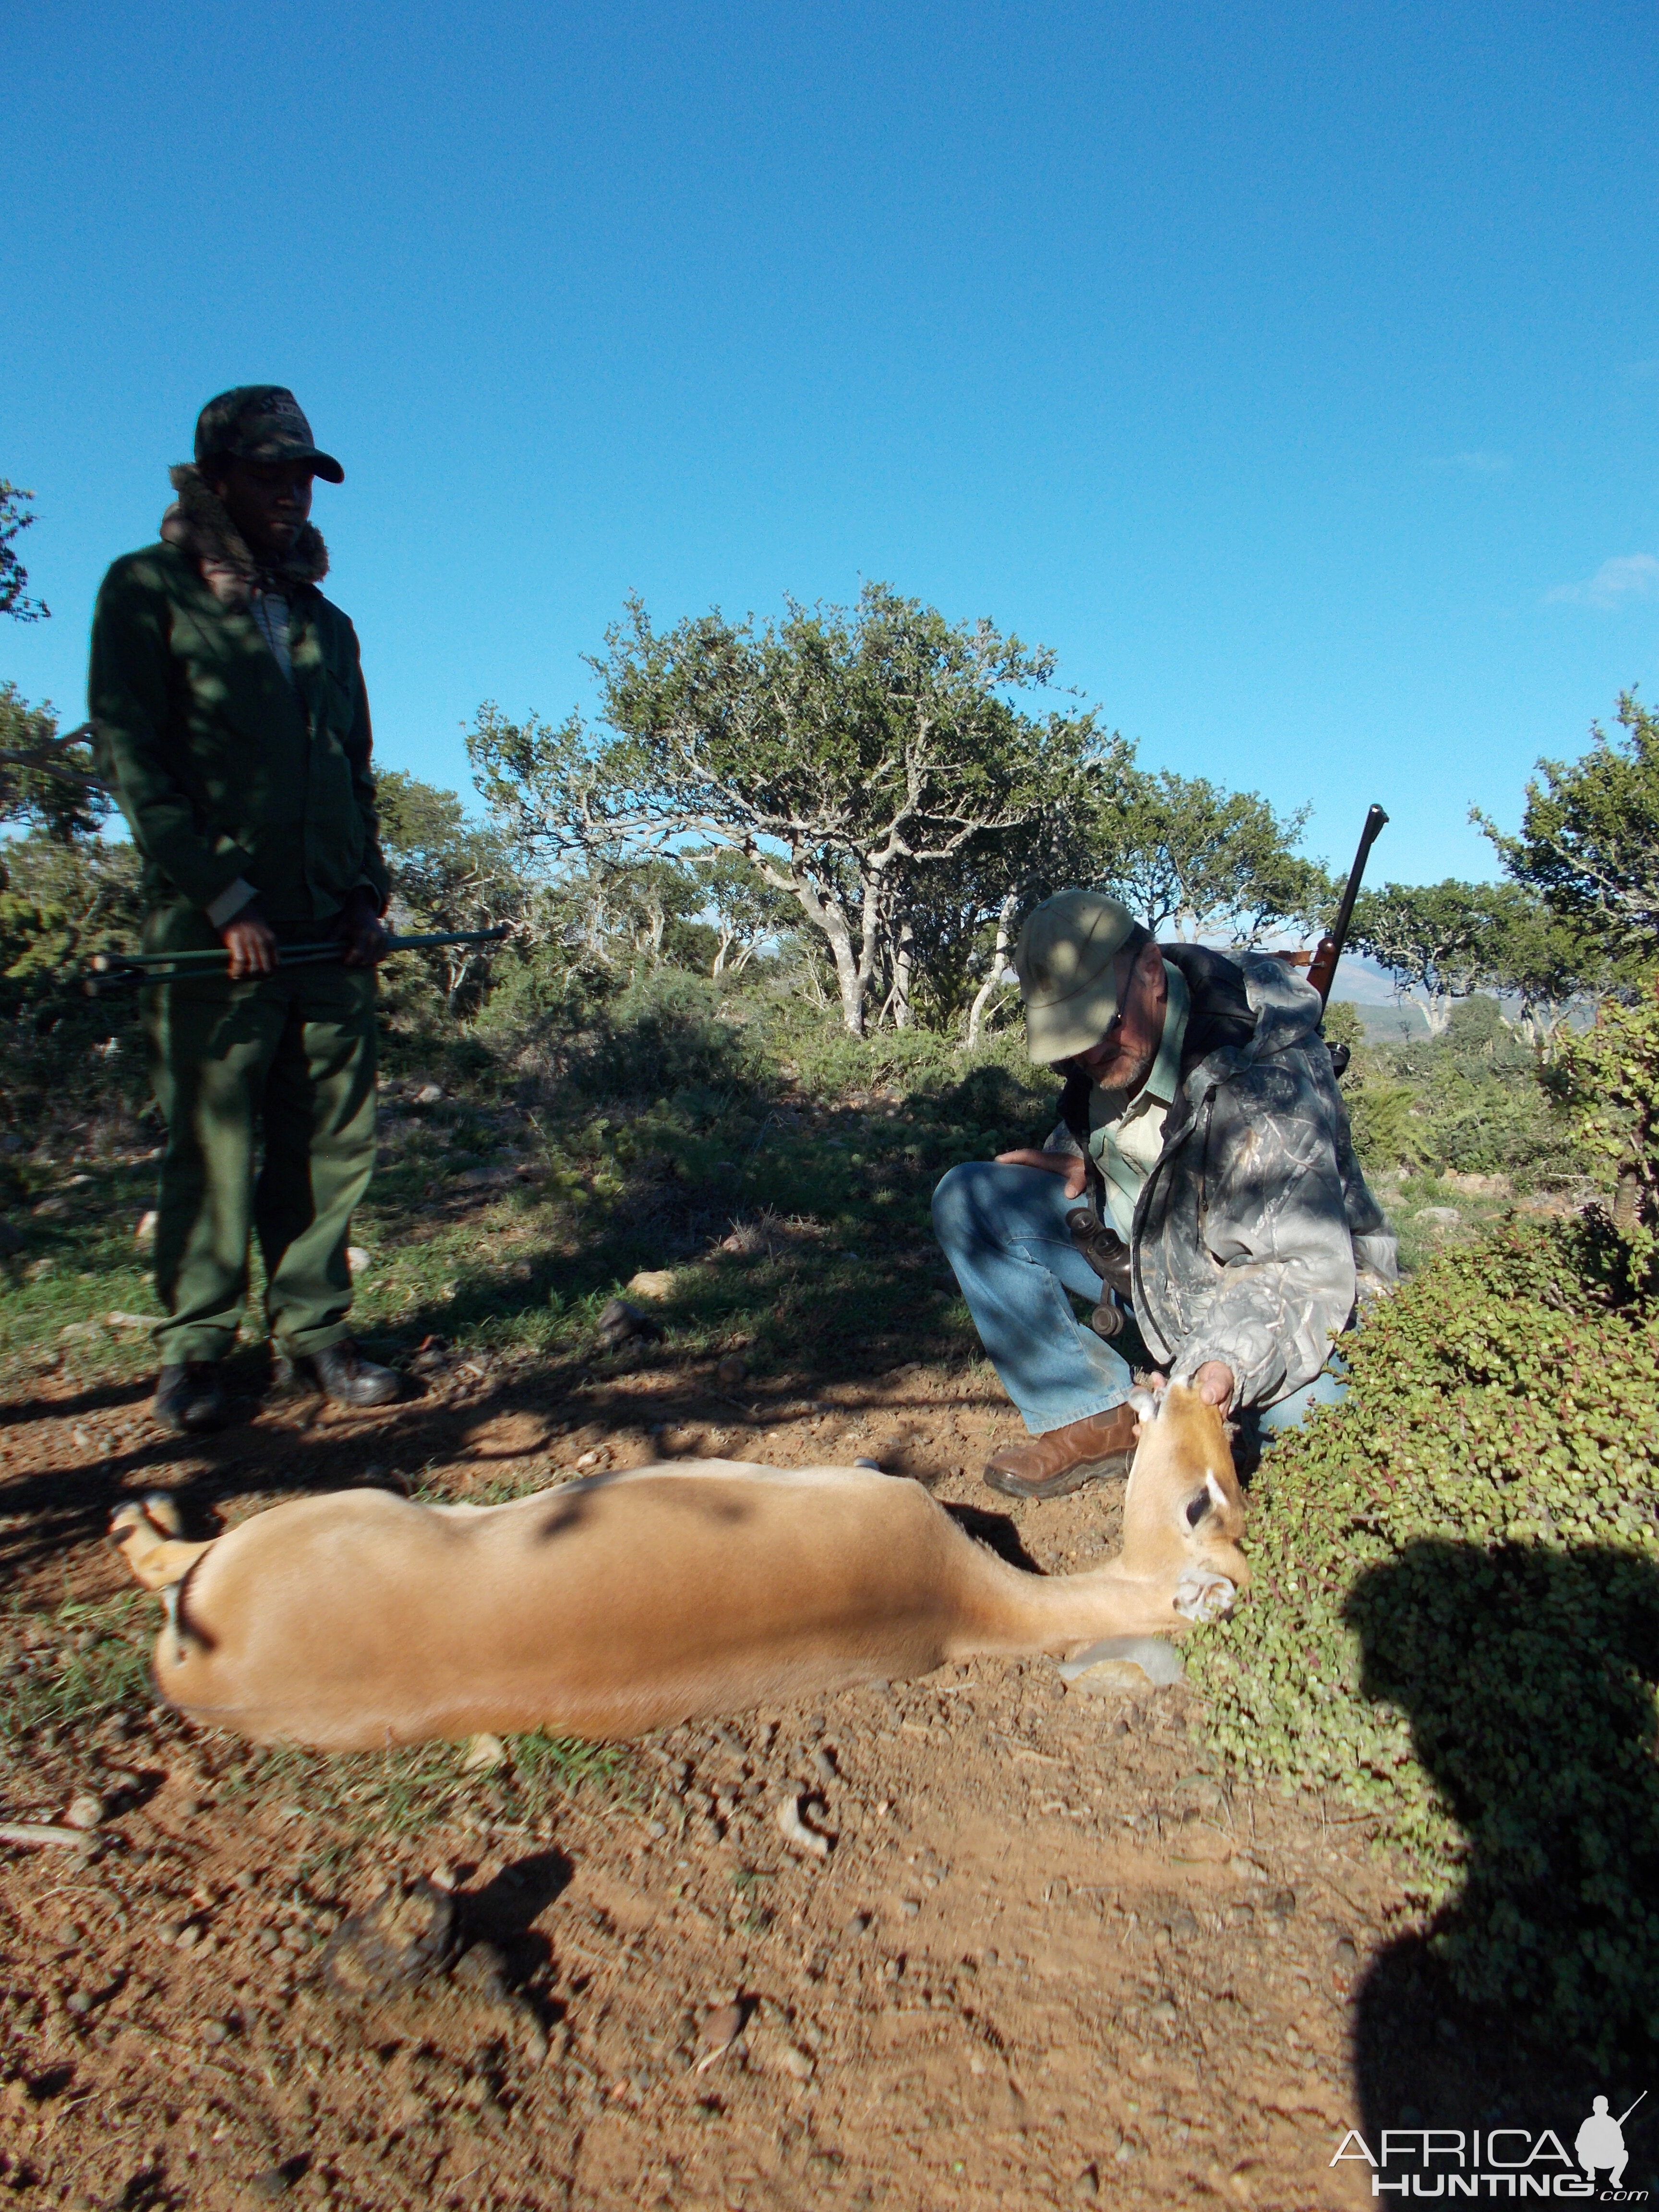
[
  {"left": 1306, "top": 805, "right": 1388, "bottom": 1010},
  {"left": 78, "top": 926, "right": 511, "bottom": 997}
]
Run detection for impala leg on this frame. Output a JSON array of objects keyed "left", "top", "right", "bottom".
[{"left": 109, "top": 1496, "right": 214, "bottom": 1592}]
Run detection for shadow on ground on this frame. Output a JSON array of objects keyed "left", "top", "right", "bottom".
[{"left": 1347, "top": 1540, "right": 1659, "bottom": 2184}]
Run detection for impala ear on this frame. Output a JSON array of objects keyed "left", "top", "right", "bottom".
[{"left": 1206, "top": 1470, "right": 1230, "bottom": 1513}]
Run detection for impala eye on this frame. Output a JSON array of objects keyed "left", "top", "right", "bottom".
[{"left": 1184, "top": 1489, "right": 1211, "bottom": 1529}]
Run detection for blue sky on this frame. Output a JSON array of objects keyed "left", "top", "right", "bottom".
[{"left": 5, "top": 0, "right": 1657, "bottom": 890}]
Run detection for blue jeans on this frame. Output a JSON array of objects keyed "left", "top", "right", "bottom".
[{"left": 931, "top": 1161, "right": 1345, "bottom": 1439}]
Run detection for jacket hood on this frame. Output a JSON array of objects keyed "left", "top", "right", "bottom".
[
  {"left": 1231, "top": 950, "right": 1324, "bottom": 1063},
  {"left": 159, "top": 464, "right": 329, "bottom": 609}
]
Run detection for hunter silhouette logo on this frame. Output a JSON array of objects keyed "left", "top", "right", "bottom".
[
  {"left": 1577, "top": 2097, "right": 1645, "bottom": 2193},
  {"left": 1330, "top": 2093, "right": 1649, "bottom": 2197}
]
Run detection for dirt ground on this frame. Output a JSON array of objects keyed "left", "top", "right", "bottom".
[{"left": 0, "top": 1342, "right": 1616, "bottom": 2211}]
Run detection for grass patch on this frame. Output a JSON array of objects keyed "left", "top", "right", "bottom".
[
  {"left": 0, "top": 1589, "right": 154, "bottom": 1756},
  {"left": 224, "top": 1728, "right": 632, "bottom": 1840}
]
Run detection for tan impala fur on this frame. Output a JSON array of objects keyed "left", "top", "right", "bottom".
[{"left": 110, "top": 1383, "right": 1247, "bottom": 1752}]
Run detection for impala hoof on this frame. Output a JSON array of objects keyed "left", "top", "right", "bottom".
[{"left": 1173, "top": 1570, "right": 1237, "bottom": 1623}]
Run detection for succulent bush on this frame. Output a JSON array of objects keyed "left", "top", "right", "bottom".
[{"left": 1188, "top": 1221, "right": 1659, "bottom": 2062}]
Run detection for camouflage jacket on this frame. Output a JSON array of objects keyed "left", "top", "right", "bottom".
[
  {"left": 1049, "top": 946, "right": 1396, "bottom": 1409},
  {"left": 88, "top": 469, "right": 388, "bottom": 950}
]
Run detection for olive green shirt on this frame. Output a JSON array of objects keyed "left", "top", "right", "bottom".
[{"left": 89, "top": 542, "right": 389, "bottom": 952}]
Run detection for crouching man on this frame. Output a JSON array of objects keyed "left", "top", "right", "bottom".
[
  {"left": 90, "top": 386, "right": 401, "bottom": 1433},
  {"left": 933, "top": 891, "right": 1395, "bottom": 1500}
]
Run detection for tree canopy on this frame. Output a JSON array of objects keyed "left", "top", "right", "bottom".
[
  {"left": 1476, "top": 690, "right": 1659, "bottom": 962},
  {"left": 0, "top": 483, "right": 47, "bottom": 625},
  {"left": 0, "top": 685, "right": 108, "bottom": 844},
  {"left": 468, "top": 583, "right": 1115, "bottom": 1034}
]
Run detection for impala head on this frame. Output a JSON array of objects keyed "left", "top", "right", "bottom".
[{"left": 1120, "top": 1382, "right": 1250, "bottom": 1593}]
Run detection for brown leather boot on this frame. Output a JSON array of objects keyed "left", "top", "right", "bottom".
[{"left": 982, "top": 1403, "right": 1141, "bottom": 1501}]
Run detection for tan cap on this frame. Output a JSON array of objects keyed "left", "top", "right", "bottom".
[{"left": 1014, "top": 890, "right": 1143, "bottom": 1063}]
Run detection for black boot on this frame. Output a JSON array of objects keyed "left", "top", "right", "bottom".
[
  {"left": 296, "top": 1337, "right": 402, "bottom": 1408},
  {"left": 153, "top": 1362, "right": 228, "bottom": 1434}
]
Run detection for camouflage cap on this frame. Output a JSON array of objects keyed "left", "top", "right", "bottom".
[
  {"left": 193, "top": 386, "right": 344, "bottom": 484},
  {"left": 1014, "top": 890, "right": 1145, "bottom": 1063}
]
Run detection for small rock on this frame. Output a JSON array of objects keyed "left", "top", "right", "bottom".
[
  {"left": 575, "top": 1449, "right": 606, "bottom": 1472},
  {"left": 776, "top": 2045, "right": 814, "bottom": 2081},
  {"left": 64, "top": 1990, "right": 93, "bottom": 2018},
  {"left": 451, "top": 1941, "right": 510, "bottom": 2003},
  {"left": 135, "top": 1209, "right": 159, "bottom": 1247},
  {"left": 899, "top": 1898, "right": 920, "bottom": 1919},
  {"left": 625, "top": 1269, "right": 677, "bottom": 1300},
  {"left": 595, "top": 1298, "right": 662, "bottom": 1350},
  {"left": 346, "top": 1247, "right": 373, "bottom": 1274},
  {"left": 413, "top": 1083, "right": 444, "bottom": 1105},
  {"left": 1333, "top": 1935, "right": 1359, "bottom": 1969},
  {"left": 25, "top": 1259, "right": 56, "bottom": 1283},
  {"left": 1148, "top": 1998, "right": 1178, "bottom": 2026},
  {"left": 716, "top": 1354, "right": 747, "bottom": 1389},
  {"left": 1168, "top": 1821, "right": 1232, "bottom": 1865},
  {"left": 248, "top": 2170, "right": 292, "bottom": 2202},
  {"left": 1074, "top": 2168, "right": 1101, "bottom": 2201},
  {"left": 461, "top": 1732, "right": 506, "bottom": 1773},
  {"left": 1059, "top": 1636, "right": 1184, "bottom": 1692},
  {"left": 1168, "top": 1907, "right": 1199, "bottom": 1940},
  {"left": 200, "top": 2019, "right": 229, "bottom": 2046},
  {"left": 697, "top": 2002, "right": 747, "bottom": 2067},
  {"left": 106, "top": 1310, "right": 154, "bottom": 1331},
  {"left": 62, "top": 1792, "right": 103, "bottom": 1831},
  {"left": 322, "top": 1879, "right": 457, "bottom": 2002},
  {"left": 1270, "top": 1887, "right": 1298, "bottom": 1917},
  {"left": 776, "top": 1791, "right": 833, "bottom": 1859},
  {"left": 58, "top": 1321, "right": 105, "bottom": 1345},
  {"left": 31, "top": 1196, "right": 71, "bottom": 1219},
  {"left": 1417, "top": 1205, "right": 1462, "bottom": 1229}
]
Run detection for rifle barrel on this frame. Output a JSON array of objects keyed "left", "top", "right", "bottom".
[{"left": 1307, "top": 804, "right": 1389, "bottom": 1009}]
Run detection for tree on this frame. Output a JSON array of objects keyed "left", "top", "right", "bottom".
[
  {"left": 1092, "top": 770, "right": 1328, "bottom": 944},
  {"left": 468, "top": 583, "right": 1109, "bottom": 1035},
  {"left": 374, "top": 769, "right": 524, "bottom": 1006},
  {"left": 1544, "top": 976, "right": 1659, "bottom": 1277},
  {"left": 687, "top": 848, "right": 798, "bottom": 976},
  {"left": 0, "top": 685, "right": 107, "bottom": 842},
  {"left": 1348, "top": 880, "right": 1504, "bottom": 1036},
  {"left": 1476, "top": 691, "right": 1659, "bottom": 962},
  {"left": 1475, "top": 883, "right": 1599, "bottom": 1047},
  {"left": 0, "top": 483, "right": 47, "bottom": 624}
]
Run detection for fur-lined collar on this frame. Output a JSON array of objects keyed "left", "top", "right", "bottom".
[{"left": 160, "top": 464, "right": 329, "bottom": 608}]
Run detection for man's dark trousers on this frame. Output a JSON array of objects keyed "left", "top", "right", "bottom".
[{"left": 144, "top": 961, "right": 376, "bottom": 1364}]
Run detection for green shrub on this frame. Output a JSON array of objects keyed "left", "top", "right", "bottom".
[
  {"left": 1545, "top": 975, "right": 1659, "bottom": 1279},
  {"left": 1189, "top": 1222, "right": 1659, "bottom": 2062}
]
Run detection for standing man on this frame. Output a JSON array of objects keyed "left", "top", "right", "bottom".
[
  {"left": 91, "top": 386, "right": 401, "bottom": 1431},
  {"left": 933, "top": 891, "right": 1395, "bottom": 1498}
]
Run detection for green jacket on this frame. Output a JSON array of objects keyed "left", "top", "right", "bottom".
[{"left": 89, "top": 475, "right": 388, "bottom": 952}]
